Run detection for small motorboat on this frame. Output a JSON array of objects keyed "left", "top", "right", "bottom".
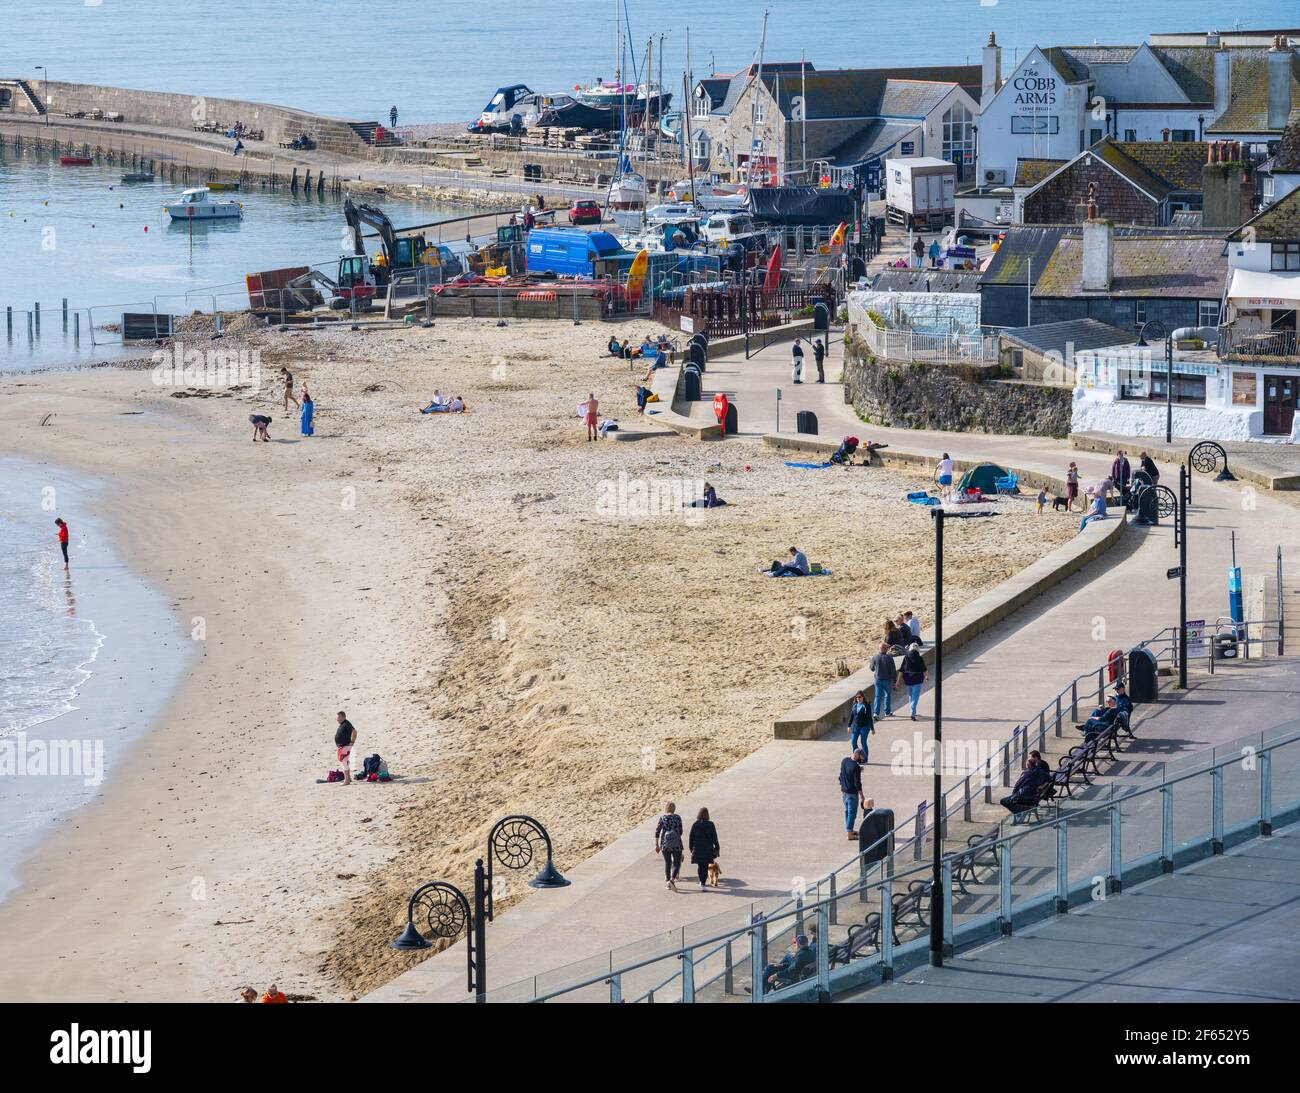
[
  {"left": 59, "top": 155, "right": 93, "bottom": 166},
  {"left": 163, "top": 186, "right": 243, "bottom": 221},
  {"left": 121, "top": 172, "right": 154, "bottom": 183},
  {"left": 206, "top": 180, "right": 240, "bottom": 191}
]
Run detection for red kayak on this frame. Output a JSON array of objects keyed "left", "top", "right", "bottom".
[{"left": 59, "top": 155, "right": 93, "bottom": 166}]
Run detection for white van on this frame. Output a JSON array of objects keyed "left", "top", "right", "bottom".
[{"left": 702, "top": 212, "right": 756, "bottom": 243}]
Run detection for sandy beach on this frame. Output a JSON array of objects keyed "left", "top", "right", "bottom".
[{"left": 0, "top": 318, "right": 1075, "bottom": 1000}]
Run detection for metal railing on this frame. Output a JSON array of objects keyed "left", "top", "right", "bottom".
[
  {"left": 475, "top": 612, "right": 1275, "bottom": 1004},
  {"left": 504, "top": 720, "right": 1300, "bottom": 1002},
  {"left": 850, "top": 308, "right": 998, "bottom": 367},
  {"left": 1217, "top": 324, "right": 1299, "bottom": 360}
]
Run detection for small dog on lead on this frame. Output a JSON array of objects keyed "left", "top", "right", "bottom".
[{"left": 706, "top": 861, "right": 722, "bottom": 887}]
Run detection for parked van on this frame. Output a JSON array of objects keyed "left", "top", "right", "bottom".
[
  {"left": 702, "top": 212, "right": 756, "bottom": 243},
  {"left": 525, "top": 228, "right": 628, "bottom": 277}
]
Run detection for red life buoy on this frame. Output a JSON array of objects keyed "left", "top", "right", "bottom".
[
  {"left": 1107, "top": 649, "right": 1124, "bottom": 682},
  {"left": 713, "top": 392, "right": 729, "bottom": 433}
]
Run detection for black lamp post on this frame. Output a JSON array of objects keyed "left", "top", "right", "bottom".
[
  {"left": 928, "top": 504, "right": 997, "bottom": 966},
  {"left": 391, "top": 815, "right": 568, "bottom": 1003}
]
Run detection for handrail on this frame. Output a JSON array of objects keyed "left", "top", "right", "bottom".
[
  {"left": 517, "top": 720, "right": 1300, "bottom": 1002},
  {"left": 486, "top": 620, "right": 1205, "bottom": 1002}
]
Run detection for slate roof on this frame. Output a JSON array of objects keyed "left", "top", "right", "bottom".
[
  {"left": 979, "top": 227, "right": 1068, "bottom": 287},
  {"left": 699, "top": 63, "right": 981, "bottom": 121},
  {"left": 1205, "top": 50, "right": 1300, "bottom": 133},
  {"left": 696, "top": 78, "right": 730, "bottom": 112},
  {"left": 1227, "top": 182, "right": 1300, "bottom": 241},
  {"left": 1032, "top": 235, "right": 1229, "bottom": 298},
  {"left": 1014, "top": 159, "right": 1066, "bottom": 187},
  {"left": 1001, "top": 318, "right": 1138, "bottom": 355},
  {"left": 824, "top": 119, "right": 920, "bottom": 166},
  {"left": 1274, "top": 120, "right": 1300, "bottom": 172},
  {"left": 1026, "top": 138, "right": 1212, "bottom": 205},
  {"left": 870, "top": 269, "right": 984, "bottom": 293}
]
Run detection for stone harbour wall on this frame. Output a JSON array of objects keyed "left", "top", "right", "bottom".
[{"left": 842, "top": 334, "right": 1073, "bottom": 438}]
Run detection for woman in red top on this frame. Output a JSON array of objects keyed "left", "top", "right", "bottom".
[{"left": 55, "top": 518, "right": 69, "bottom": 569}]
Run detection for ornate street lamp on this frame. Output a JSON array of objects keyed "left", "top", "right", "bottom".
[{"left": 391, "top": 815, "right": 567, "bottom": 1002}]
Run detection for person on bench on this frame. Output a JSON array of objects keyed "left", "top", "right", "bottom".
[
  {"left": 1113, "top": 682, "right": 1132, "bottom": 717},
  {"left": 762, "top": 934, "right": 814, "bottom": 991},
  {"left": 1080, "top": 697, "right": 1119, "bottom": 737},
  {"left": 768, "top": 547, "right": 809, "bottom": 577},
  {"left": 1001, "top": 752, "right": 1052, "bottom": 822}
]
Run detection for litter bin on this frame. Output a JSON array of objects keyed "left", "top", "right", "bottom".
[
  {"left": 858, "top": 807, "right": 894, "bottom": 864},
  {"left": 796, "top": 409, "right": 819, "bottom": 435},
  {"left": 689, "top": 341, "right": 706, "bottom": 369},
  {"left": 1215, "top": 631, "right": 1239, "bottom": 660},
  {"left": 1127, "top": 646, "right": 1159, "bottom": 703},
  {"left": 682, "top": 368, "right": 701, "bottom": 401},
  {"left": 813, "top": 300, "right": 830, "bottom": 332},
  {"left": 723, "top": 402, "right": 738, "bottom": 435}
]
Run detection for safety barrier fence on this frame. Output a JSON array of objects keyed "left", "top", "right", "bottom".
[
  {"left": 473, "top": 604, "right": 1286, "bottom": 1002},
  {"left": 487, "top": 718, "right": 1300, "bottom": 1002}
]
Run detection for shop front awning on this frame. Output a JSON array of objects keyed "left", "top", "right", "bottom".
[{"left": 1226, "top": 267, "right": 1300, "bottom": 308}]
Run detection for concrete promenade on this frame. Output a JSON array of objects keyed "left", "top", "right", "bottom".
[
  {"left": 851, "top": 825, "right": 1300, "bottom": 1003},
  {"left": 367, "top": 335, "right": 1297, "bottom": 1003}
]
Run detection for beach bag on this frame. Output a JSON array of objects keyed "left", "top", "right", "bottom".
[{"left": 326, "top": 770, "right": 344, "bottom": 783}]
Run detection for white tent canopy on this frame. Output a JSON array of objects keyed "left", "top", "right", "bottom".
[{"left": 1226, "top": 267, "right": 1300, "bottom": 308}]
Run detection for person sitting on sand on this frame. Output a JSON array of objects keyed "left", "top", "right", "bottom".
[
  {"left": 334, "top": 711, "right": 357, "bottom": 785},
  {"left": 634, "top": 384, "right": 651, "bottom": 414},
  {"left": 582, "top": 392, "right": 600, "bottom": 441},
  {"left": 261, "top": 983, "right": 288, "bottom": 1003},
  {"left": 419, "top": 391, "right": 448, "bottom": 414},
  {"left": 249, "top": 413, "right": 272, "bottom": 442},
  {"left": 703, "top": 482, "right": 720, "bottom": 508},
  {"left": 607, "top": 336, "right": 622, "bottom": 357},
  {"left": 239, "top": 986, "right": 259, "bottom": 1003},
  {"left": 768, "top": 547, "right": 809, "bottom": 577}
]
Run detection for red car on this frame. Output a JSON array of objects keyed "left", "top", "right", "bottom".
[{"left": 569, "top": 199, "right": 603, "bottom": 225}]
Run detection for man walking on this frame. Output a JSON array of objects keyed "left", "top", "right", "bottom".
[
  {"left": 334, "top": 711, "right": 357, "bottom": 785},
  {"left": 839, "top": 749, "right": 866, "bottom": 839},
  {"left": 812, "top": 337, "right": 826, "bottom": 383},
  {"left": 389, "top": 104, "right": 399, "bottom": 129},
  {"left": 791, "top": 338, "right": 804, "bottom": 383},
  {"left": 912, "top": 235, "right": 925, "bottom": 268},
  {"left": 1111, "top": 450, "right": 1132, "bottom": 505},
  {"left": 869, "top": 643, "right": 896, "bottom": 717}
]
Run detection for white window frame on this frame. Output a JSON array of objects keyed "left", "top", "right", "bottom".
[{"left": 1198, "top": 299, "right": 1221, "bottom": 328}]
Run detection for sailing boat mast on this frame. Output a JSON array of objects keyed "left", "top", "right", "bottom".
[
  {"left": 747, "top": 8, "right": 769, "bottom": 187},
  {"left": 615, "top": 0, "right": 621, "bottom": 84}
]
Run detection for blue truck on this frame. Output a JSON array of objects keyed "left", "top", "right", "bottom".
[{"left": 525, "top": 228, "right": 629, "bottom": 278}]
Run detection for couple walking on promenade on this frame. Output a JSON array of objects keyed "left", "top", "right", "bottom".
[{"left": 653, "top": 802, "right": 720, "bottom": 891}]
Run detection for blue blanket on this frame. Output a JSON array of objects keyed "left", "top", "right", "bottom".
[{"left": 784, "top": 460, "right": 833, "bottom": 469}]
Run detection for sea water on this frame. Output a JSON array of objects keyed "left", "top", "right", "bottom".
[
  {"left": 0, "top": 148, "right": 473, "bottom": 371},
  {"left": 8, "top": 0, "right": 1293, "bottom": 122},
  {"left": 0, "top": 459, "right": 189, "bottom": 900}
]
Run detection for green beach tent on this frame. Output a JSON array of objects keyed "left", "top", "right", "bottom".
[{"left": 956, "top": 462, "right": 1010, "bottom": 494}]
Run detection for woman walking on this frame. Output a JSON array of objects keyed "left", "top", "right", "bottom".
[
  {"left": 900, "top": 642, "right": 928, "bottom": 721},
  {"left": 281, "top": 367, "right": 298, "bottom": 415},
  {"left": 300, "top": 388, "right": 315, "bottom": 437},
  {"left": 847, "top": 690, "right": 874, "bottom": 758},
  {"left": 654, "top": 802, "right": 684, "bottom": 891},
  {"left": 1065, "top": 461, "right": 1080, "bottom": 512},
  {"left": 688, "top": 807, "right": 720, "bottom": 889}
]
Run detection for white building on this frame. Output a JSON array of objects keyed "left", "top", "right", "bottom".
[{"left": 977, "top": 31, "right": 1300, "bottom": 188}]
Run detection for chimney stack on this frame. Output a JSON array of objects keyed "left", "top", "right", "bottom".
[
  {"left": 1213, "top": 45, "right": 1231, "bottom": 121},
  {"left": 1268, "top": 34, "right": 1292, "bottom": 131},
  {"left": 982, "top": 32, "right": 1002, "bottom": 103},
  {"left": 1082, "top": 209, "right": 1113, "bottom": 293}
]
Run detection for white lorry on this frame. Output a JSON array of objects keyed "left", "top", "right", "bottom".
[{"left": 884, "top": 157, "right": 956, "bottom": 230}]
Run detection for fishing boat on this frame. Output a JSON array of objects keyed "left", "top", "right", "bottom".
[
  {"left": 163, "top": 187, "right": 243, "bottom": 221},
  {"left": 121, "top": 172, "right": 154, "bottom": 183},
  {"left": 666, "top": 179, "right": 749, "bottom": 210},
  {"left": 607, "top": 172, "right": 646, "bottom": 230},
  {"left": 59, "top": 155, "right": 93, "bottom": 166}
]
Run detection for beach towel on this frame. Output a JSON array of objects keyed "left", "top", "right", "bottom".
[
  {"left": 784, "top": 460, "right": 833, "bottom": 469},
  {"left": 766, "top": 568, "right": 833, "bottom": 577},
  {"left": 907, "top": 492, "right": 940, "bottom": 506}
]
